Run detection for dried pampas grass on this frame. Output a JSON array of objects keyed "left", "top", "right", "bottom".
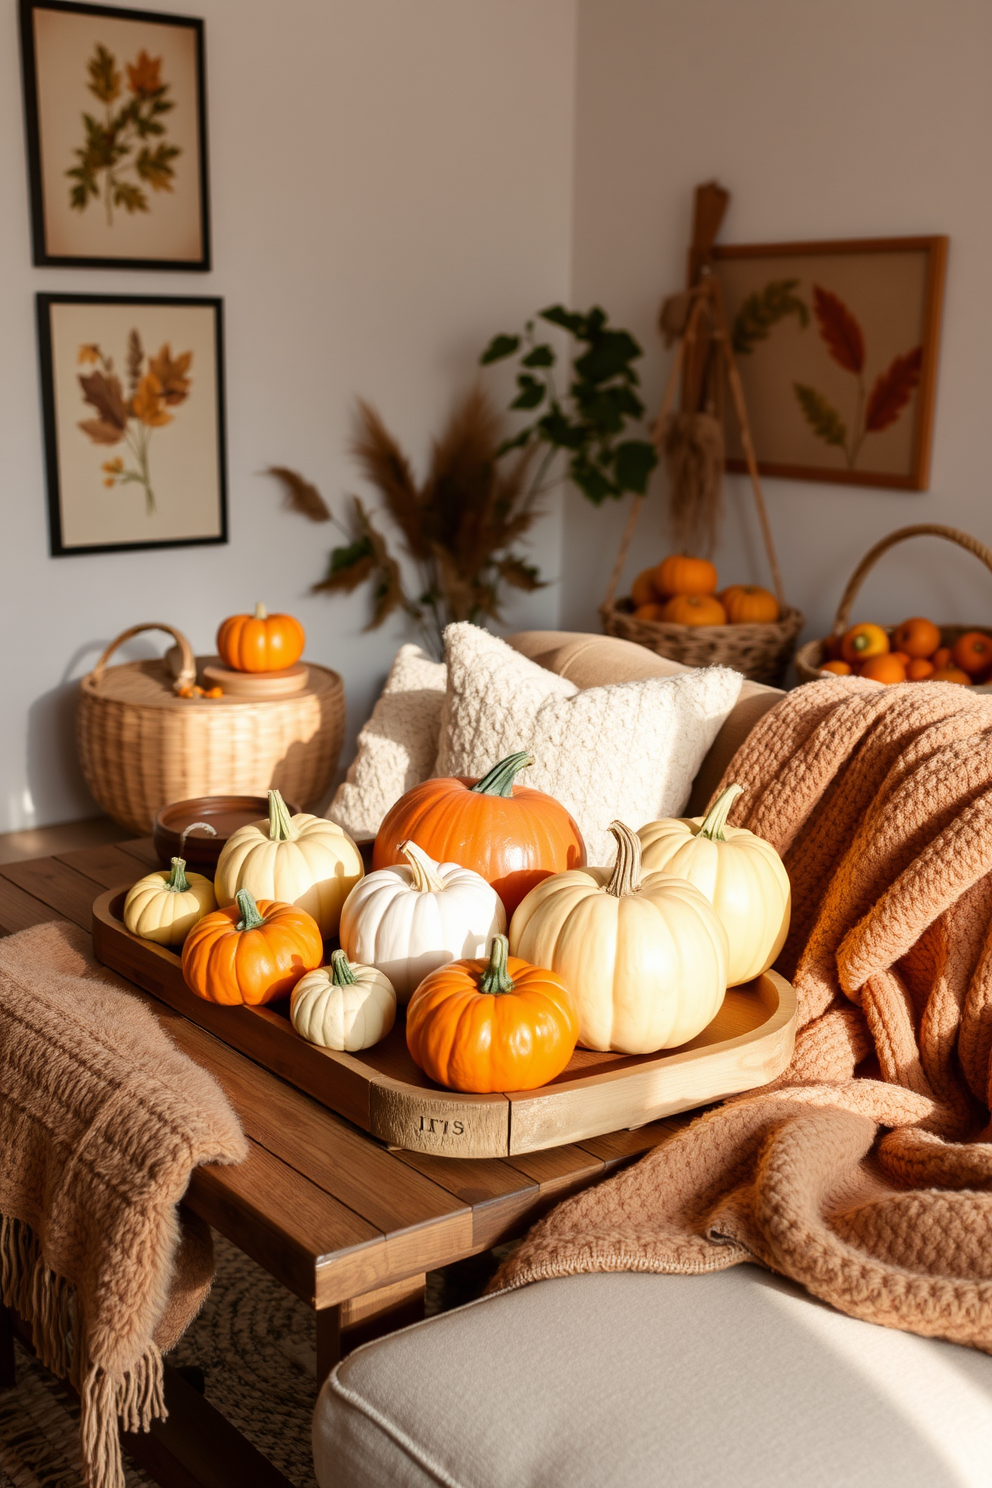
[{"left": 662, "top": 411, "right": 724, "bottom": 557}]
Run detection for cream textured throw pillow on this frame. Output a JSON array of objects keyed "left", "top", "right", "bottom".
[
  {"left": 329, "top": 645, "right": 446, "bottom": 839},
  {"left": 435, "top": 624, "right": 742, "bottom": 866}
]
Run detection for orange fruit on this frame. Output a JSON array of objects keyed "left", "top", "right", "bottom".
[
  {"left": 932, "top": 646, "right": 952, "bottom": 669},
  {"left": 892, "top": 617, "right": 941, "bottom": 658},
  {"left": 820, "top": 660, "right": 852, "bottom": 676},
  {"left": 633, "top": 602, "right": 666, "bottom": 622},
  {"left": 952, "top": 632, "right": 992, "bottom": 677},
  {"left": 661, "top": 593, "right": 728, "bottom": 626},
  {"left": 931, "top": 666, "right": 971, "bottom": 685},
  {"left": 906, "top": 658, "right": 935, "bottom": 681},
  {"left": 891, "top": 651, "right": 911, "bottom": 666},
  {"left": 631, "top": 568, "right": 661, "bottom": 608},
  {"left": 859, "top": 654, "right": 907, "bottom": 685},
  {"left": 840, "top": 623, "right": 890, "bottom": 666}
]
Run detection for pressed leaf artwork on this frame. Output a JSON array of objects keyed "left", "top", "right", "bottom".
[
  {"left": 76, "top": 330, "right": 193, "bottom": 513},
  {"left": 66, "top": 43, "right": 180, "bottom": 225}
]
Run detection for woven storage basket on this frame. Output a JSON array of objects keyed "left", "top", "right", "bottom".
[
  {"left": 78, "top": 623, "right": 346, "bottom": 834},
  {"left": 601, "top": 598, "right": 805, "bottom": 686},
  {"left": 795, "top": 524, "right": 992, "bottom": 685}
]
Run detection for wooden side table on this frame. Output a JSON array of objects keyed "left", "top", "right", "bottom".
[{"left": 0, "top": 840, "right": 684, "bottom": 1488}]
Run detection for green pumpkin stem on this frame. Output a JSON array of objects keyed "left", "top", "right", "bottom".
[
  {"left": 331, "top": 949, "right": 357, "bottom": 986},
  {"left": 479, "top": 935, "right": 515, "bottom": 996},
  {"left": 267, "top": 789, "right": 297, "bottom": 842},
  {"left": 470, "top": 751, "right": 534, "bottom": 799},
  {"left": 399, "top": 840, "right": 446, "bottom": 893},
  {"left": 606, "top": 821, "right": 642, "bottom": 898},
  {"left": 698, "top": 783, "right": 745, "bottom": 842},
  {"left": 235, "top": 889, "right": 266, "bottom": 932},
  {"left": 165, "top": 856, "right": 190, "bottom": 893}
]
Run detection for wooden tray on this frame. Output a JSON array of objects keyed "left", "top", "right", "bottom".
[{"left": 92, "top": 886, "right": 797, "bottom": 1159}]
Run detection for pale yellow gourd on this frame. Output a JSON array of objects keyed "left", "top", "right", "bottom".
[
  {"left": 508, "top": 820, "right": 727, "bottom": 1054},
  {"left": 123, "top": 855, "right": 216, "bottom": 946},
  {"left": 290, "top": 950, "right": 396, "bottom": 1052},
  {"left": 215, "top": 790, "right": 363, "bottom": 938},
  {"left": 637, "top": 783, "right": 791, "bottom": 986}
]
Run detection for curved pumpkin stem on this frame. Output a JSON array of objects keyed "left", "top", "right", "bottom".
[
  {"left": 470, "top": 751, "right": 534, "bottom": 799},
  {"left": 399, "top": 840, "right": 446, "bottom": 893},
  {"left": 165, "top": 857, "right": 190, "bottom": 893},
  {"left": 606, "top": 822, "right": 642, "bottom": 898},
  {"left": 331, "top": 949, "right": 357, "bottom": 986},
  {"left": 698, "top": 783, "right": 744, "bottom": 842},
  {"left": 268, "top": 789, "right": 297, "bottom": 842},
  {"left": 254, "top": 602, "right": 268, "bottom": 619},
  {"left": 479, "top": 935, "right": 515, "bottom": 996},
  {"left": 235, "top": 889, "right": 266, "bottom": 932}
]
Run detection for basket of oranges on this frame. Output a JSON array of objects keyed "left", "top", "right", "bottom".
[
  {"left": 601, "top": 553, "right": 804, "bottom": 685},
  {"left": 795, "top": 524, "right": 992, "bottom": 687}
]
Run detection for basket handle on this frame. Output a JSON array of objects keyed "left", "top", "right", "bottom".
[
  {"left": 830, "top": 524, "right": 992, "bottom": 638},
  {"left": 91, "top": 623, "right": 196, "bottom": 693}
]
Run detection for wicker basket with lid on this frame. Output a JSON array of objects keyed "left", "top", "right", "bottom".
[{"left": 78, "top": 623, "right": 346, "bottom": 834}]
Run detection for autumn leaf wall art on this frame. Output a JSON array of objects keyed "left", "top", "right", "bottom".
[
  {"left": 20, "top": 0, "right": 209, "bottom": 269},
  {"left": 713, "top": 237, "right": 947, "bottom": 490},
  {"left": 38, "top": 295, "right": 227, "bottom": 556}
]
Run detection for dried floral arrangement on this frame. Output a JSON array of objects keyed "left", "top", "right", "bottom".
[
  {"left": 269, "top": 386, "right": 541, "bottom": 659},
  {"left": 68, "top": 45, "right": 179, "bottom": 224}
]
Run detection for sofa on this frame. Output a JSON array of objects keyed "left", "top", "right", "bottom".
[{"left": 312, "top": 632, "right": 992, "bottom": 1487}]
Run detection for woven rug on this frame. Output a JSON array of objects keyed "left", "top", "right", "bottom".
[{"left": 0, "top": 1234, "right": 504, "bottom": 1488}]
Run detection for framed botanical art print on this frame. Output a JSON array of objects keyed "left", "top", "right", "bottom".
[
  {"left": 712, "top": 236, "right": 947, "bottom": 490},
  {"left": 20, "top": 0, "right": 210, "bottom": 269},
  {"left": 38, "top": 294, "right": 227, "bottom": 556}
]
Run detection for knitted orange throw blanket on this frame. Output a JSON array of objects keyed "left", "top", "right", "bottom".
[
  {"left": 496, "top": 678, "right": 992, "bottom": 1350},
  {"left": 0, "top": 920, "right": 247, "bottom": 1488}
]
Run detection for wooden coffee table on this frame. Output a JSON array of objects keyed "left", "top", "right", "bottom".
[{"left": 0, "top": 840, "right": 685, "bottom": 1488}]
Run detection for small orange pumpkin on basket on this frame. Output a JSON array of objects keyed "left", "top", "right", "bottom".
[
  {"left": 633, "top": 602, "right": 667, "bottom": 622},
  {"left": 181, "top": 889, "right": 323, "bottom": 1005},
  {"left": 631, "top": 567, "right": 662, "bottom": 608},
  {"left": 720, "top": 584, "right": 779, "bottom": 625},
  {"left": 406, "top": 934, "right": 578, "bottom": 1093},
  {"left": 216, "top": 603, "right": 305, "bottom": 673},
  {"left": 661, "top": 593, "right": 728, "bottom": 627},
  {"left": 654, "top": 555, "right": 718, "bottom": 598}
]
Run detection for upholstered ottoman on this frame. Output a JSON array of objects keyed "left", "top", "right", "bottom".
[{"left": 313, "top": 1265, "right": 992, "bottom": 1487}]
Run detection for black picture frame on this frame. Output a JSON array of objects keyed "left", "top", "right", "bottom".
[
  {"left": 20, "top": 0, "right": 211, "bottom": 270},
  {"left": 38, "top": 292, "right": 228, "bottom": 557}
]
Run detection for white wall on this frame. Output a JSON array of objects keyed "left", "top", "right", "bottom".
[
  {"left": 0, "top": 0, "right": 576, "bottom": 831},
  {"left": 563, "top": 0, "right": 992, "bottom": 644}
]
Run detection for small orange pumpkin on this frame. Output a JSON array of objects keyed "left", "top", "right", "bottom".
[
  {"left": 952, "top": 632, "right": 992, "bottom": 677},
  {"left": 860, "top": 654, "right": 907, "bottom": 685},
  {"left": 840, "top": 623, "right": 889, "bottom": 665},
  {"left": 931, "top": 665, "right": 972, "bottom": 685},
  {"left": 720, "top": 584, "right": 779, "bottom": 624},
  {"left": 631, "top": 568, "right": 661, "bottom": 608},
  {"left": 820, "top": 659, "right": 852, "bottom": 676},
  {"left": 654, "top": 555, "right": 718, "bottom": 598},
  {"left": 181, "top": 890, "right": 323, "bottom": 1005},
  {"left": 633, "top": 602, "right": 667, "bottom": 621},
  {"left": 216, "top": 603, "right": 305, "bottom": 673},
  {"left": 661, "top": 593, "right": 727, "bottom": 626},
  {"left": 892, "top": 617, "right": 940, "bottom": 659},
  {"left": 906, "top": 658, "right": 935, "bottom": 680},
  {"left": 405, "top": 934, "right": 578, "bottom": 1092}
]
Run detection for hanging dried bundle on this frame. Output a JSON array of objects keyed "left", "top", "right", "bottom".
[{"left": 662, "top": 411, "right": 724, "bottom": 557}]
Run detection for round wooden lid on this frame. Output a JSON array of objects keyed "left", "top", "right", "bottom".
[{"left": 201, "top": 662, "right": 309, "bottom": 697}]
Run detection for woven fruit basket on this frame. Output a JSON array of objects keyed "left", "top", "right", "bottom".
[
  {"left": 601, "top": 597, "right": 805, "bottom": 686},
  {"left": 78, "top": 623, "right": 346, "bottom": 834},
  {"left": 795, "top": 524, "right": 992, "bottom": 684}
]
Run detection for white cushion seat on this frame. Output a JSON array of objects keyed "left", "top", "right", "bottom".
[{"left": 313, "top": 1266, "right": 992, "bottom": 1488}]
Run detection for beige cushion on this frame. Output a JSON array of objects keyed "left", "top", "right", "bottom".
[
  {"left": 314, "top": 1266, "right": 992, "bottom": 1488},
  {"left": 507, "top": 630, "right": 784, "bottom": 815},
  {"left": 329, "top": 646, "right": 446, "bottom": 839},
  {"left": 436, "top": 624, "right": 742, "bottom": 865}
]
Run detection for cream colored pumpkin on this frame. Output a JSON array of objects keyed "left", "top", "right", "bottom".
[
  {"left": 123, "top": 856, "right": 216, "bottom": 946},
  {"left": 509, "top": 820, "right": 727, "bottom": 1053},
  {"left": 638, "top": 783, "right": 791, "bottom": 986},
  {"left": 339, "top": 840, "right": 506, "bottom": 1004},
  {"left": 290, "top": 950, "right": 396, "bottom": 1051},
  {"left": 215, "top": 790, "right": 363, "bottom": 938}
]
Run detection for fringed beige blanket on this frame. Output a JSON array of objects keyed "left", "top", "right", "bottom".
[
  {"left": 0, "top": 920, "right": 247, "bottom": 1488},
  {"left": 495, "top": 679, "right": 992, "bottom": 1351}
]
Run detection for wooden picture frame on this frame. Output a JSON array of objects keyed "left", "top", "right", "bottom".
[
  {"left": 38, "top": 293, "right": 227, "bottom": 556},
  {"left": 711, "top": 236, "right": 947, "bottom": 490},
  {"left": 19, "top": 0, "right": 210, "bottom": 270}
]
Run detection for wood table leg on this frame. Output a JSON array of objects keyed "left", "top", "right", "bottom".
[
  {"left": 316, "top": 1273, "right": 427, "bottom": 1386},
  {"left": 0, "top": 1306, "right": 16, "bottom": 1390}
]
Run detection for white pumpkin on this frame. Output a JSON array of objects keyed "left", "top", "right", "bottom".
[
  {"left": 215, "top": 790, "right": 363, "bottom": 938},
  {"left": 123, "top": 856, "right": 216, "bottom": 946},
  {"left": 290, "top": 950, "right": 396, "bottom": 1051},
  {"left": 509, "top": 820, "right": 728, "bottom": 1053},
  {"left": 637, "top": 783, "right": 791, "bottom": 986},
  {"left": 339, "top": 840, "right": 506, "bottom": 1004}
]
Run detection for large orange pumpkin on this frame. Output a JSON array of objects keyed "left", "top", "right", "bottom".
[
  {"left": 181, "top": 889, "right": 323, "bottom": 1005},
  {"left": 654, "top": 555, "right": 718, "bottom": 598},
  {"left": 661, "top": 593, "right": 727, "bottom": 626},
  {"left": 372, "top": 751, "right": 586, "bottom": 917},
  {"left": 216, "top": 603, "right": 305, "bottom": 673},
  {"left": 405, "top": 934, "right": 578, "bottom": 1092},
  {"left": 720, "top": 584, "right": 779, "bottom": 624}
]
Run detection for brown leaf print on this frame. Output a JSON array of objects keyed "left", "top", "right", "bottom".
[
  {"left": 812, "top": 286, "right": 865, "bottom": 374},
  {"left": 78, "top": 370, "right": 129, "bottom": 430},
  {"left": 864, "top": 346, "right": 923, "bottom": 432},
  {"left": 78, "top": 417, "right": 125, "bottom": 446},
  {"left": 148, "top": 345, "right": 192, "bottom": 406}
]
